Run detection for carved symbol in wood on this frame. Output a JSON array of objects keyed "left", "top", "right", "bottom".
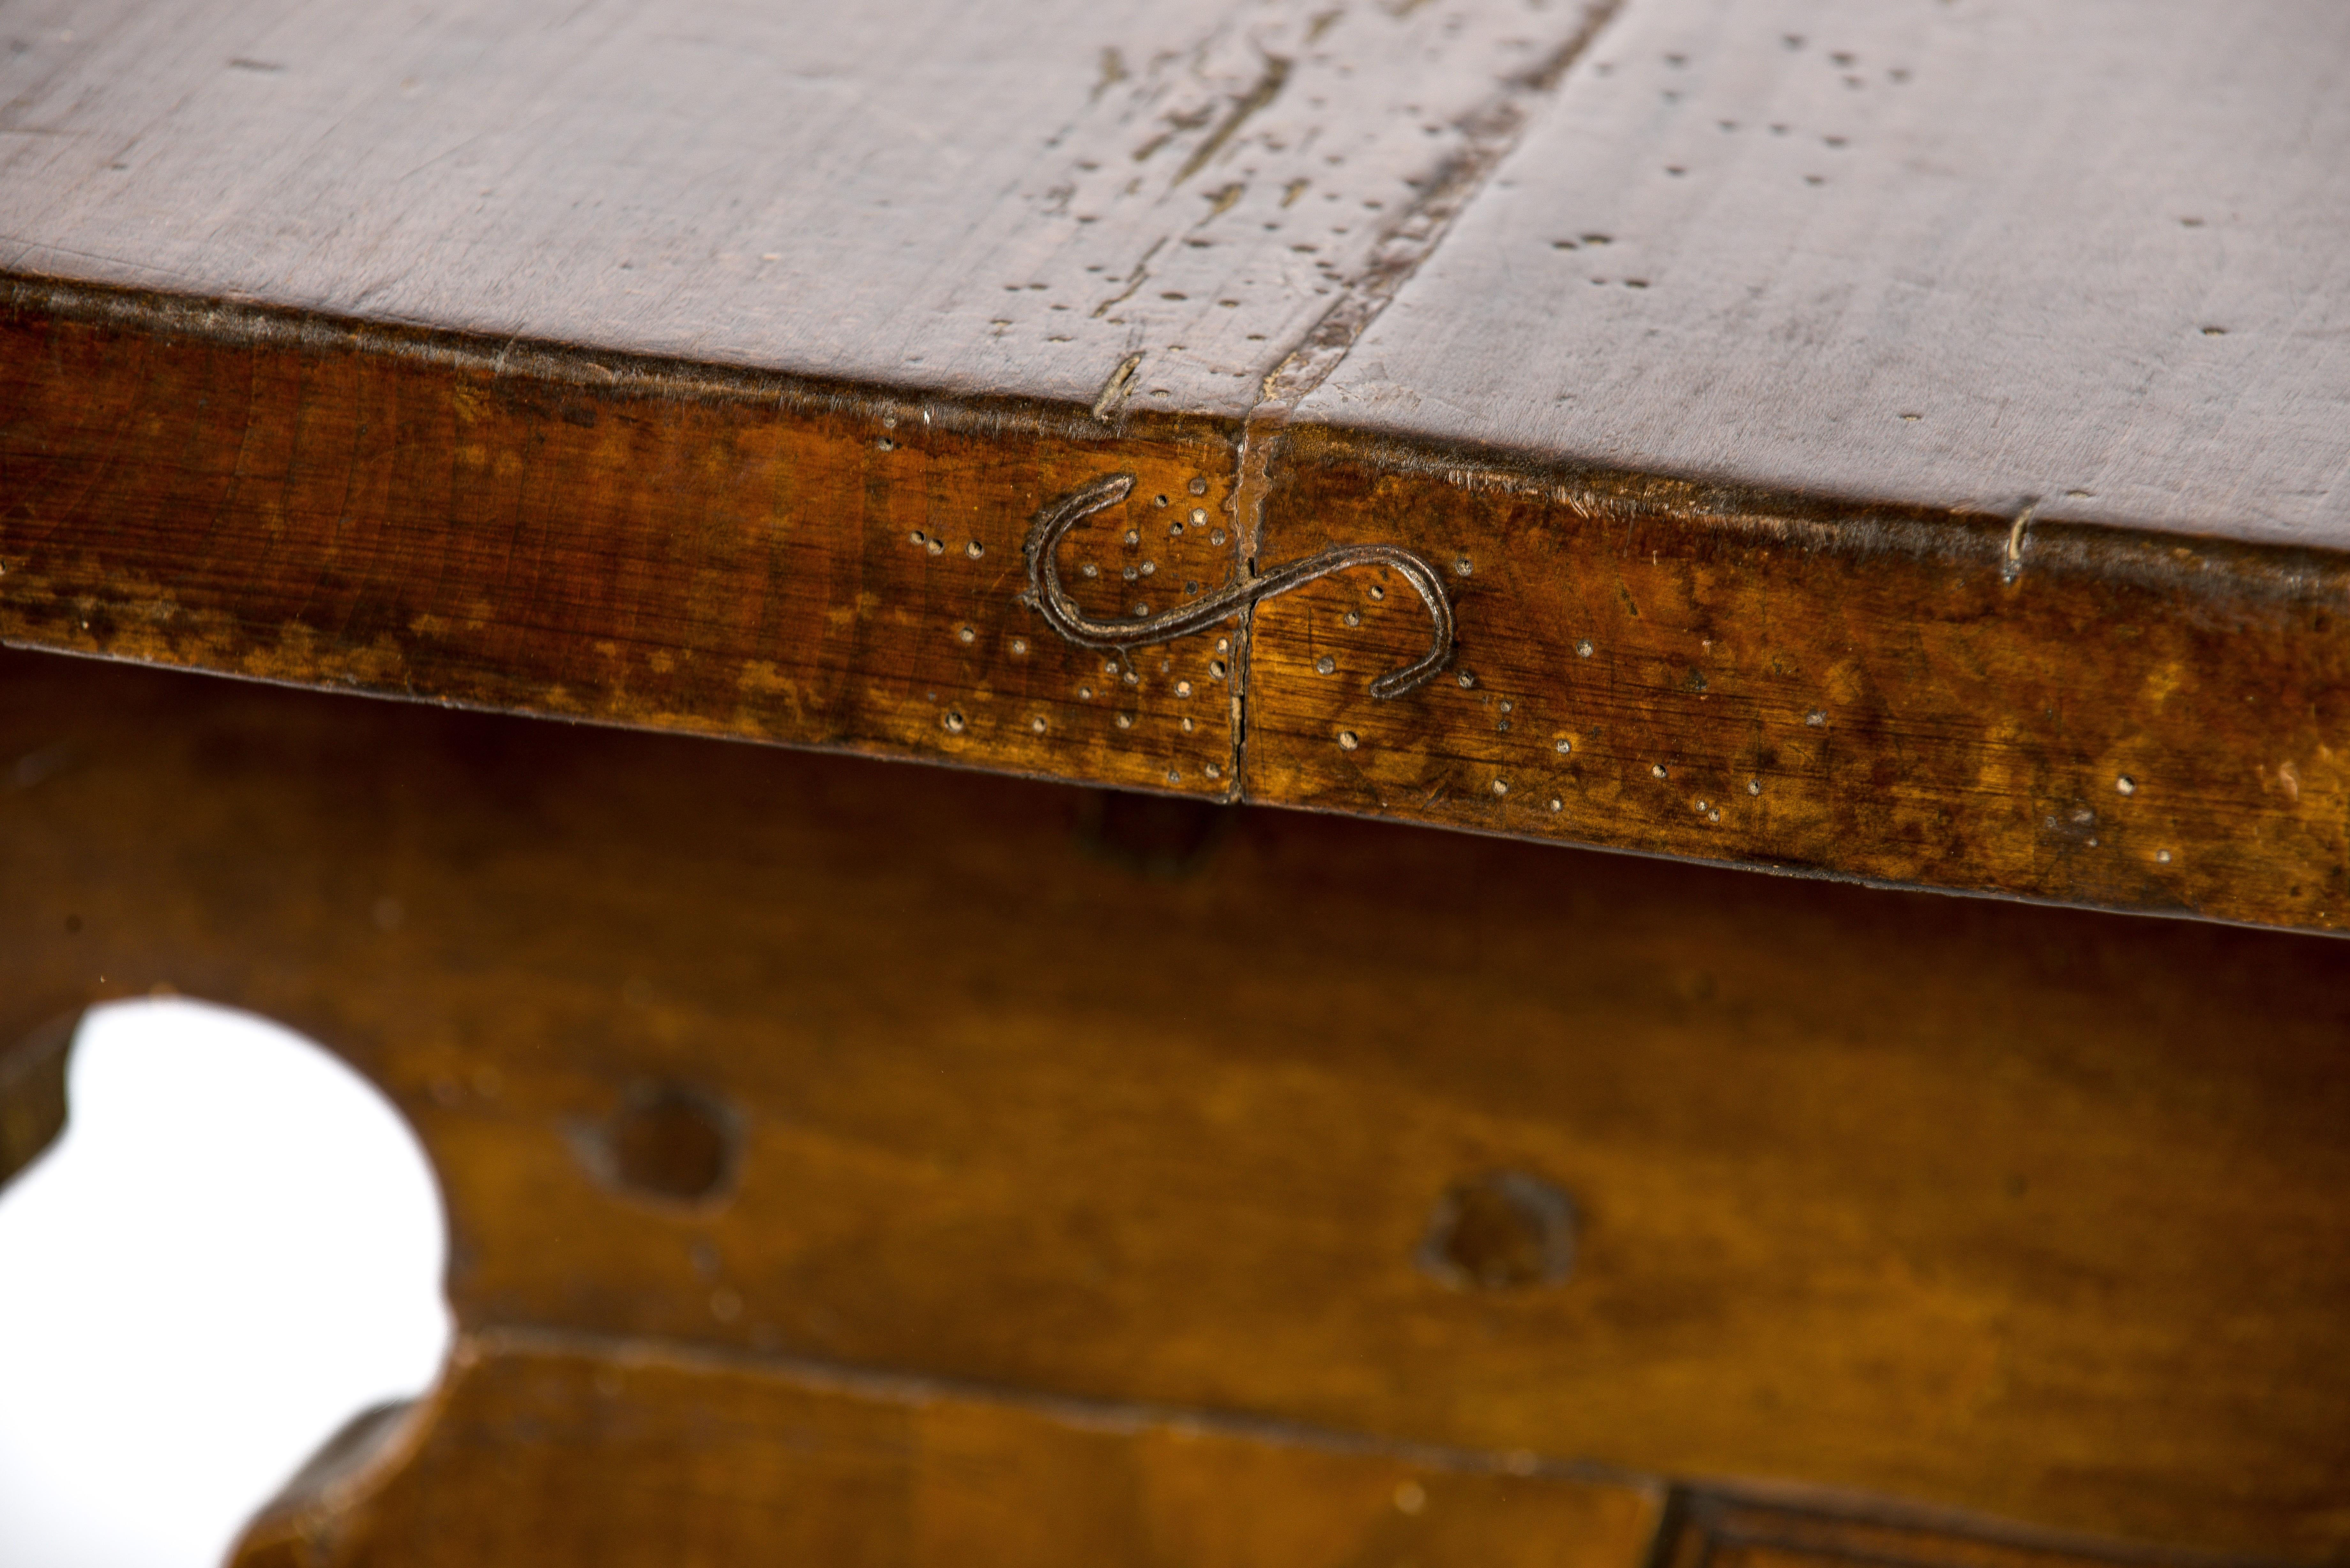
[{"left": 1021, "top": 473, "right": 1456, "bottom": 699}]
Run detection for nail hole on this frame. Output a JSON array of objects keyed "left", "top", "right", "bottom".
[
  {"left": 1417, "top": 1171, "right": 1577, "bottom": 1290},
  {"left": 596, "top": 1083, "right": 740, "bottom": 1207}
]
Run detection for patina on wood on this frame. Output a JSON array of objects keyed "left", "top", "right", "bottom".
[
  {"left": 5, "top": 0, "right": 2350, "bottom": 930},
  {"left": 1243, "top": 425, "right": 2350, "bottom": 927},
  {"left": 0, "top": 283, "right": 1246, "bottom": 797},
  {"left": 230, "top": 1334, "right": 1666, "bottom": 1568},
  {"left": 4, "top": 650, "right": 2345, "bottom": 1561}
]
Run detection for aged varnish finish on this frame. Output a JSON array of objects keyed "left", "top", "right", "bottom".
[
  {"left": 3, "top": 0, "right": 2346, "bottom": 1561},
  {"left": 6, "top": 0, "right": 2349, "bottom": 928},
  {"left": 4, "top": 650, "right": 2346, "bottom": 1563}
]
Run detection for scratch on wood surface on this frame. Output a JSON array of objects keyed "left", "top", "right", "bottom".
[
  {"left": 1090, "top": 352, "right": 1144, "bottom": 420},
  {"left": 1090, "top": 47, "right": 1128, "bottom": 103},
  {"left": 1174, "top": 54, "right": 1290, "bottom": 186},
  {"left": 1090, "top": 236, "right": 1165, "bottom": 318},
  {"left": 2004, "top": 501, "right": 2037, "bottom": 583},
  {"left": 1255, "top": 0, "right": 1624, "bottom": 411}
]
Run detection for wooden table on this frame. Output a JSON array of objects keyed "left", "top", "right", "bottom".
[{"left": 4, "top": 1, "right": 2346, "bottom": 1563}]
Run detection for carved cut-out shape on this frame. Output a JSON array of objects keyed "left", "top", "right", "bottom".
[
  {"left": 1023, "top": 473, "right": 1455, "bottom": 699},
  {"left": 0, "top": 999, "right": 448, "bottom": 1568}
]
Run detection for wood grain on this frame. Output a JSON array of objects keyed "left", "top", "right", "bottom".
[
  {"left": 0, "top": 283, "right": 1245, "bottom": 796},
  {"left": 1242, "top": 424, "right": 2350, "bottom": 930},
  {"left": 231, "top": 1333, "right": 1665, "bottom": 1568},
  {"left": 5, "top": 648, "right": 2345, "bottom": 1560},
  {"left": 0, "top": 0, "right": 1607, "bottom": 418},
  {"left": 7, "top": 0, "right": 2350, "bottom": 928},
  {"left": 1296, "top": 0, "right": 2350, "bottom": 545},
  {"left": 10, "top": 278, "right": 2350, "bottom": 931}
]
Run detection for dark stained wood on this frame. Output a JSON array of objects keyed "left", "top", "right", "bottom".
[
  {"left": 5, "top": 0, "right": 2350, "bottom": 929},
  {"left": 0, "top": 1011, "right": 75, "bottom": 1186},
  {"left": 231, "top": 1335, "right": 1666, "bottom": 1568},
  {"left": 1656, "top": 1492, "right": 2236, "bottom": 1568},
  {"left": 5, "top": 648, "right": 2346, "bottom": 1560}
]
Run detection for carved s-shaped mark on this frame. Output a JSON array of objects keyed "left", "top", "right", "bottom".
[{"left": 1021, "top": 473, "right": 1455, "bottom": 700}]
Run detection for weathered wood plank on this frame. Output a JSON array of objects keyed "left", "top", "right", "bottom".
[
  {"left": 5, "top": 0, "right": 2350, "bottom": 927},
  {"left": 9, "top": 279, "right": 2350, "bottom": 930},
  {"left": 1296, "top": 0, "right": 2350, "bottom": 545},
  {"left": 0, "top": 284, "right": 1245, "bottom": 795},
  {"left": 0, "top": 0, "right": 1601, "bottom": 418},
  {"left": 1242, "top": 425, "right": 2350, "bottom": 929},
  {"left": 6, "top": 649, "right": 2346, "bottom": 1558}
]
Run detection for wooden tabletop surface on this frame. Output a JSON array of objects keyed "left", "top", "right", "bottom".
[{"left": 5, "top": 0, "right": 2348, "bottom": 930}]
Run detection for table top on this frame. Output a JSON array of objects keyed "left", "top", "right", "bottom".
[{"left": 5, "top": 0, "right": 2348, "bottom": 931}]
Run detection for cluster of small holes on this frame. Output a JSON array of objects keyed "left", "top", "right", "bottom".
[{"left": 911, "top": 477, "right": 1245, "bottom": 780}]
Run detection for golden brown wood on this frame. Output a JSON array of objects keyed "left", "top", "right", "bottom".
[
  {"left": 231, "top": 1334, "right": 1665, "bottom": 1568},
  {"left": 6, "top": 0, "right": 2350, "bottom": 930},
  {"left": 0, "top": 283, "right": 1244, "bottom": 796},
  {"left": 5, "top": 648, "right": 2345, "bottom": 1560},
  {"left": 8, "top": 280, "right": 2350, "bottom": 931},
  {"left": 1243, "top": 425, "right": 2350, "bottom": 928}
]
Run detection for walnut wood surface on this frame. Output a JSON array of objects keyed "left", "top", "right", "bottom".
[
  {"left": 231, "top": 1335, "right": 1665, "bottom": 1568},
  {"left": 1297, "top": 0, "right": 2350, "bottom": 546},
  {"left": 5, "top": 649, "right": 2345, "bottom": 1560},
  {"left": 0, "top": 0, "right": 1602, "bottom": 418},
  {"left": 1244, "top": 426, "right": 2350, "bottom": 928},
  {"left": 4, "top": 0, "right": 2348, "bottom": 929},
  {"left": 0, "top": 284, "right": 1247, "bottom": 797}
]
